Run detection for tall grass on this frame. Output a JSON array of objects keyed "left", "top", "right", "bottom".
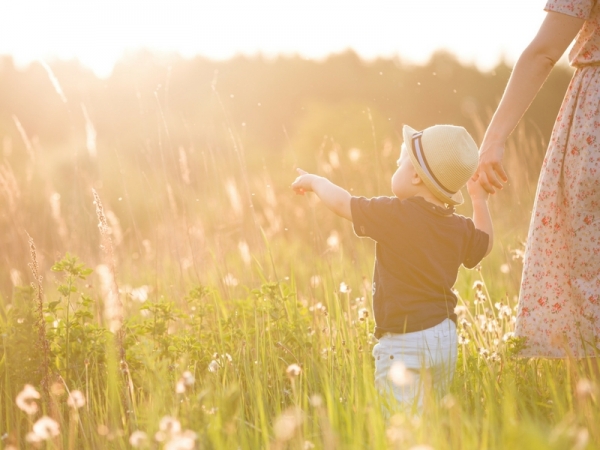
[{"left": 0, "top": 72, "right": 598, "bottom": 449}]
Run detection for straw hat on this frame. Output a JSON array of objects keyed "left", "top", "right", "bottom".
[{"left": 402, "top": 124, "right": 478, "bottom": 206}]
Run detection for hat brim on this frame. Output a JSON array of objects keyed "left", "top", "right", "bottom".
[{"left": 402, "top": 124, "right": 464, "bottom": 206}]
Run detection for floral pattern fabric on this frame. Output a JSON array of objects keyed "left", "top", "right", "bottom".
[
  {"left": 516, "top": 0, "right": 600, "bottom": 357},
  {"left": 545, "top": 0, "right": 599, "bottom": 66}
]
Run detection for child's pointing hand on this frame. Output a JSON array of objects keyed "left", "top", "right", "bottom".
[{"left": 291, "top": 168, "right": 316, "bottom": 195}]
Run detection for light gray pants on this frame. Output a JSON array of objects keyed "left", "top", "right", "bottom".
[{"left": 372, "top": 318, "right": 457, "bottom": 411}]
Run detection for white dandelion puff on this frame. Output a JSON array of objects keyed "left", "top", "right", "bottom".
[
  {"left": 66, "top": 390, "right": 86, "bottom": 409},
  {"left": 208, "top": 360, "right": 220, "bottom": 373},
  {"left": 129, "top": 430, "right": 149, "bottom": 447},
  {"left": 273, "top": 407, "right": 304, "bottom": 442},
  {"left": 286, "top": 363, "right": 302, "bottom": 378},
  {"left": 16, "top": 384, "right": 40, "bottom": 415},
  {"left": 339, "top": 282, "right": 350, "bottom": 294},
  {"left": 31, "top": 416, "right": 60, "bottom": 440}
]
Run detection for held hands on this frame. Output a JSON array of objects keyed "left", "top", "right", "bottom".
[
  {"left": 473, "top": 143, "right": 508, "bottom": 194},
  {"left": 291, "top": 168, "right": 317, "bottom": 195},
  {"left": 467, "top": 176, "right": 489, "bottom": 202}
]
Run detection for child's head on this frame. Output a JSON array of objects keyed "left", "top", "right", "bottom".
[{"left": 391, "top": 124, "right": 479, "bottom": 205}]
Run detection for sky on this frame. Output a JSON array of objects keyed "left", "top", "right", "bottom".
[{"left": 0, "top": 0, "right": 548, "bottom": 78}]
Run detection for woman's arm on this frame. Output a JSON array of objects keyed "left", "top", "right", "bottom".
[{"left": 475, "top": 11, "right": 585, "bottom": 193}]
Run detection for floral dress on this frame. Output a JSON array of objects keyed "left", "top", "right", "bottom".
[{"left": 516, "top": 0, "right": 600, "bottom": 358}]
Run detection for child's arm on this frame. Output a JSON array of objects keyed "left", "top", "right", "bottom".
[
  {"left": 291, "top": 169, "right": 352, "bottom": 221},
  {"left": 467, "top": 177, "right": 493, "bottom": 256}
]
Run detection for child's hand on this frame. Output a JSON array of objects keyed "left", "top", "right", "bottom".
[
  {"left": 291, "top": 168, "right": 317, "bottom": 195},
  {"left": 467, "top": 176, "right": 489, "bottom": 202}
]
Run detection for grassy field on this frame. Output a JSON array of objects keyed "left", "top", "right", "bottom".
[{"left": 1, "top": 81, "right": 599, "bottom": 449}]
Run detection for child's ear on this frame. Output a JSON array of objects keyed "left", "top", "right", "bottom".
[{"left": 411, "top": 172, "right": 423, "bottom": 186}]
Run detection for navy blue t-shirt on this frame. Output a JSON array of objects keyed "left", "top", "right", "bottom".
[{"left": 350, "top": 195, "right": 489, "bottom": 337}]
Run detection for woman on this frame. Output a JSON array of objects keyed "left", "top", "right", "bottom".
[{"left": 476, "top": 0, "right": 600, "bottom": 358}]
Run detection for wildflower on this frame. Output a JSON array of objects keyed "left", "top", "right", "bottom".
[
  {"left": 129, "top": 430, "right": 149, "bottom": 447},
  {"left": 327, "top": 231, "right": 340, "bottom": 251},
  {"left": 339, "top": 282, "right": 350, "bottom": 294},
  {"left": 208, "top": 360, "right": 219, "bottom": 373},
  {"left": 309, "top": 394, "right": 323, "bottom": 407},
  {"left": 358, "top": 308, "right": 369, "bottom": 321},
  {"left": 388, "top": 361, "right": 414, "bottom": 386},
  {"left": 16, "top": 384, "right": 40, "bottom": 415},
  {"left": 576, "top": 378, "right": 595, "bottom": 398},
  {"left": 441, "top": 394, "right": 456, "bottom": 409},
  {"left": 224, "top": 353, "right": 233, "bottom": 363},
  {"left": 310, "top": 275, "right": 321, "bottom": 288},
  {"left": 458, "top": 334, "right": 470, "bottom": 345},
  {"left": 182, "top": 371, "right": 195, "bottom": 386},
  {"left": 223, "top": 273, "right": 238, "bottom": 287},
  {"left": 502, "top": 332, "right": 515, "bottom": 342},
  {"left": 286, "top": 363, "right": 302, "bottom": 378},
  {"left": 30, "top": 416, "right": 60, "bottom": 440},
  {"left": 472, "top": 280, "right": 484, "bottom": 291},
  {"left": 273, "top": 407, "right": 303, "bottom": 442},
  {"left": 67, "top": 390, "right": 86, "bottom": 409},
  {"left": 164, "top": 434, "right": 196, "bottom": 450},
  {"left": 175, "top": 379, "right": 186, "bottom": 394},
  {"left": 131, "top": 285, "right": 150, "bottom": 302},
  {"left": 155, "top": 416, "right": 182, "bottom": 442},
  {"left": 500, "top": 264, "right": 510, "bottom": 274},
  {"left": 454, "top": 305, "right": 468, "bottom": 317},
  {"left": 238, "top": 240, "right": 252, "bottom": 265}
]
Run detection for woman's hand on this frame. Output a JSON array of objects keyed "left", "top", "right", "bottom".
[{"left": 473, "top": 143, "right": 508, "bottom": 194}]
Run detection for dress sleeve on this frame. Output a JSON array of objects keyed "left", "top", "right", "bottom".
[
  {"left": 350, "top": 196, "right": 400, "bottom": 243},
  {"left": 545, "top": 0, "right": 595, "bottom": 19},
  {"left": 462, "top": 219, "right": 490, "bottom": 269}
]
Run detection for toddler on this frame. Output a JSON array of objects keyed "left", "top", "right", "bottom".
[{"left": 291, "top": 124, "right": 493, "bottom": 410}]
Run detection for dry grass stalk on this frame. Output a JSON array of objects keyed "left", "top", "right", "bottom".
[
  {"left": 26, "top": 232, "right": 51, "bottom": 402},
  {"left": 92, "top": 189, "right": 125, "bottom": 356}
]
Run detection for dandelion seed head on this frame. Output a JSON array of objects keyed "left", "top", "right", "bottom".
[
  {"left": 16, "top": 384, "right": 40, "bottom": 415},
  {"left": 158, "top": 416, "right": 181, "bottom": 436},
  {"left": 500, "top": 263, "right": 510, "bottom": 274},
  {"left": 164, "top": 434, "right": 196, "bottom": 450},
  {"left": 339, "top": 282, "right": 350, "bottom": 294},
  {"left": 223, "top": 273, "right": 238, "bottom": 287},
  {"left": 10, "top": 269, "right": 22, "bottom": 287},
  {"left": 238, "top": 240, "right": 252, "bottom": 266},
  {"left": 576, "top": 379, "right": 595, "bottom": 397},
  {"left": 358, "top": 308, "right": 369, "bottom": 321},
  {"left": 31, "top": 416, "right": 60, "bottom": 440},
  {"left": 286, "top": 363, "right": 302, "bottom": 378},
  {"left": 327, "top": 231, "right": 340, "bottom": 251},
  {"left": 310, "top": 275, "right": 321, "bottom": 288},
  {"left": 309, "top": 394, "right": 323, "bottom": 407},
  {"left": 273, "top": 407, "right": 303, "bottom": 442},
  {"left": 454, "top": 305, "right": 468, "bottom": 317},
  {"left": 67, "top": 390, "right": 86, "bottom": 409},
  {"left": 131, "top": 285, "right": 150, "bottom": 303},
  {"left": 208, "top": 360, "right": 220, "bottom": 373},
  {"left": 129, "top": 430, "right": 149, "bottom": 447},
  {"left": 472, "top": 280, "right": 484, "bottom": 291},
  {"left": 182, "top": 371, "right": 195, "bottom": 386}
]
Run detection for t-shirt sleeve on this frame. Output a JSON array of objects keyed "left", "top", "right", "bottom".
[
  {"left": 350, "top": 196, "right": 400, "bottom": 243},
  {"left": 545, "top": 0, "right": 594, "bottom": 19},
  {"left": 462, "top": 219, "right": 490, "bottom": 269}
]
